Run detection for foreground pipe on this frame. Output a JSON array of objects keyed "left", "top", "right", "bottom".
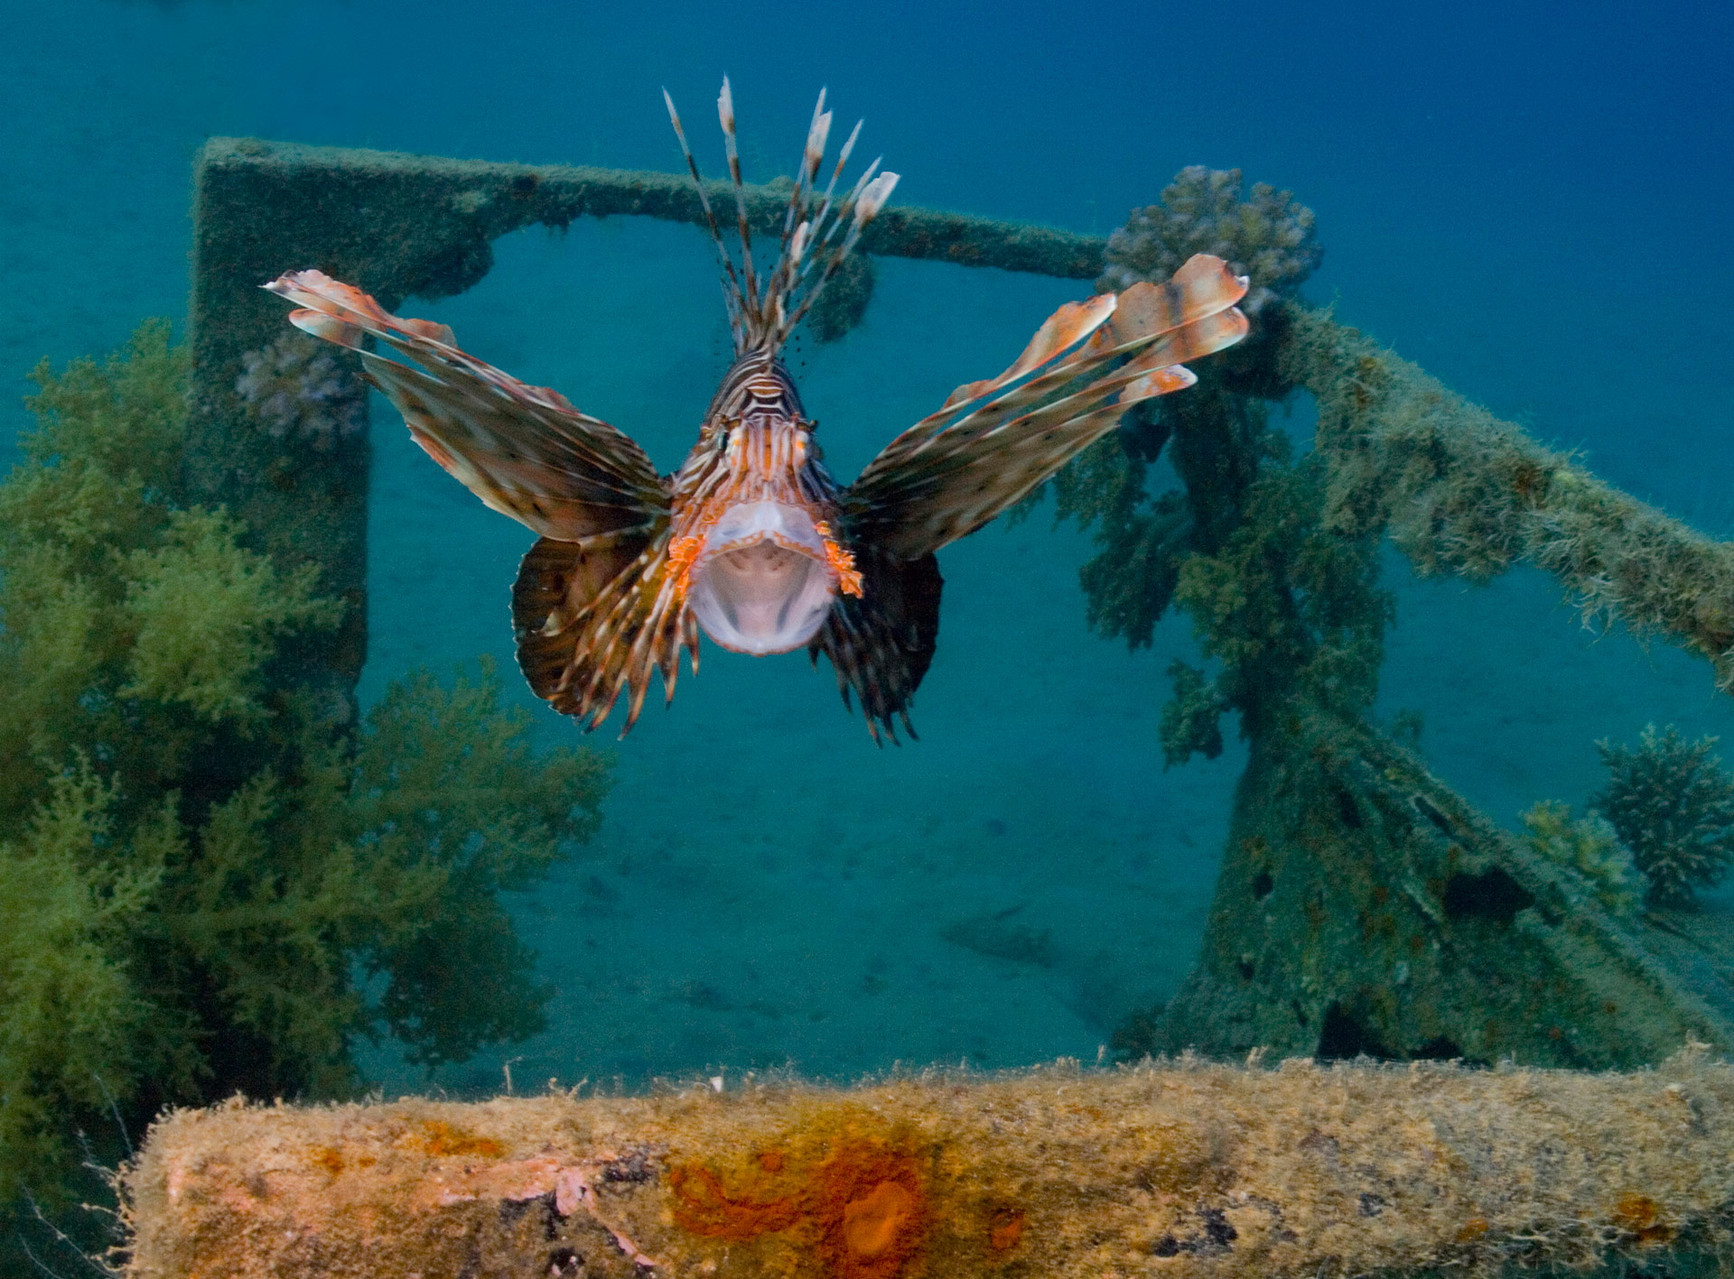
[{"left": 126, "top": 1053, "right": 1734, "bottom": 1278}]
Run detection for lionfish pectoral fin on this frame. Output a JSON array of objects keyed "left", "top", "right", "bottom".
[
  {"left": 808, "top": 539, "right": 943, "bottom": 744},
  {"left": 844, "top": 254, "right": 1250, "bottom": 558},
  {"left": 513, "top": 528, "right": 691, "bottom": 737},
  {"left": 265, "top": 269, "right": 670, "bottom": 544}
]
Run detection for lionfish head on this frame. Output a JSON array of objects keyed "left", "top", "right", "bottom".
[{"left": 671, "top": 355, "right": 861, "bottom": 655}]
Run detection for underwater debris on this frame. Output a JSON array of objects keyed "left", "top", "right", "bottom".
[
  {"left": 1593, "top": 724, "right": 1734, "bottom": 907},
  {"left": 1520, "top": 800, "right": 1645, "bottom": 916},
  {"left": 1097, "top": 166, "right": 1322, "bottom": 312},
  {"left": 939, "top": 906, "right": 1055, "bottom": 967},
  {"left": 184, "top": 131, "right": 1734, "bottom": 1090},
  {"left": 0, "top": 326, "right": 610, "bottom": 1211},
  {"left": 234, "top": 330, "right": 366, "bottom": 450}
]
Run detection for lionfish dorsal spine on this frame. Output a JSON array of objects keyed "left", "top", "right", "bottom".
[
  {"left": 781, "top": 162, "right": 897, "bottom": 342},
  {"left": 662, "top": 87, "right": 746, "bottom": 348},
  {"left": 665, "top": 79, "right": 898, "bottom": 356},
  {"left": 716, "top": 78, "right": 762, "bottom": 313},
  {"left": 760, "top": 93, "right": 831, "bottom": 317}
]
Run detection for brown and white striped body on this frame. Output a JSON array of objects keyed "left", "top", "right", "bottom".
[{"left": 264, "top": 80, "right": 1251, "bottom": 740}]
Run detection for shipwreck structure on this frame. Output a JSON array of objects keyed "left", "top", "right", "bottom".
[{"left": 121, "top": 136, "right": 1734, "bottom": 1276}]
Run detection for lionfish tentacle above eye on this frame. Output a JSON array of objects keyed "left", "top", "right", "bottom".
[{"left": 664, "top": 79, "right": 897, "bottom": 355}]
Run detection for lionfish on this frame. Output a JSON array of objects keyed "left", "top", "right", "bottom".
[{"left": 266, "top": 80, "right": 1249, "bottom": 741}]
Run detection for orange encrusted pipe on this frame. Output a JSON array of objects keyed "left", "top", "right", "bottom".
[{"left": 125, "top": 1053, "right": 1734, "bottom": 1279}]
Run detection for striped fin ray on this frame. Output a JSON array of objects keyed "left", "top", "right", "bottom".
[
  {"left": 513, "top": 532, "right": 698, "bottom": 736},
  {"left": 844, "top": 255, "right": 1249, "bottom": 557},
  {"left": 664, "top": 81, "right": 896, "bottom": 355},
  {"left": 664, "top": 88, "right": 746, "bottom": 348},
  {"left": 761, "top": 93, "right": 833, "bottom": 327},
  {"left": 716, "top": 78, "right": 761, "bottom": 316},
  {"left": 925, "top": 252, "right": 1247, "bottom": 426},
  {"left": 805, "top": 118, "right": 862, "bottom": 252},
  {"left": 781, "top": 91, "right": 832, "bottom": 246},
  {"left": 264, "top": 269, "right": 669, "bottom": 544},
  {"left": 880, "top": 295, "right": 1247, "bottom": 483},
  {"left": 807, "top": 544, "right": 943, "bottom": 744},
  {"left": 267, "top": 268, "right": 691, "bottom": 737},
  {"left": 778, "top": 162, "right": 898, "bottom": 343}
]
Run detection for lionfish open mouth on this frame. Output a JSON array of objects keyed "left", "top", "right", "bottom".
[
  {"left": 682, "top": 500, "right": 838, "bottom": 654},
  {"left": 263, "top": 78, "right": 1250, "bottom": 741}
]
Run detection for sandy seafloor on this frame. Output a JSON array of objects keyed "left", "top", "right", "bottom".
[{"left": 4, "top": 0, "right": 1733, "bottom": 1093}]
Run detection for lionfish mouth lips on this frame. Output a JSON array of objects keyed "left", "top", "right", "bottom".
[{"left": 702, "top": 528, "right": 827, "bottom": 565}]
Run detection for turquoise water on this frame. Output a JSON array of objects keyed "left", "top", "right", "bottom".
[{"left": 5, "top": 0, "right": 1733, "bottom": 1093}]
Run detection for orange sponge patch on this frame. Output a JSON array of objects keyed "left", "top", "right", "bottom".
[
  {"left": 410, "top": 1120, "right": 504, "bottom": 1159},
  {"left": 1614, "top": 1194, "right": 1673, "bottom": 1245},
  {"left": 837, "top": 1178, "right": 920, "bottom": 1278},
  {"left": 671, "top": 1122, "right": 932, "bottom": 1279}
]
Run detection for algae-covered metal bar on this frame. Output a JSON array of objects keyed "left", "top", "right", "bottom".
[
  {"left": 1283, "top": 307, "right": 1734, "bottom": 688},
  {"left": 124, "top": 1056, "right": 1734, "bottom": 1279}
]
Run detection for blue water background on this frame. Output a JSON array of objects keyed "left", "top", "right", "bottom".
[{"left": 4, "top": 0, "right": 1732, "bottom": 1090}]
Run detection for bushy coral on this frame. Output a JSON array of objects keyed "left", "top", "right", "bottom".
[
  {"left": 121, "top": 508, "right": 340, "bottom": 724},
  {"left": 1520, "top": 801, "right": 1645, "bottom": 915},
  {"left": 235, "top": 330, "right": 366, "bottom": 450},
  {"left": 1097, "top": 167, "right": 1322, "bottom": 311},
  {"left": 1166, "top": 434, "right": 1391, "bottom": 748},
  {"left": 1159, "top": 660, "right": 1225, "bottom": 766},
  {"left": 0, "top": 325, "right": 611, "bottom": 1209},
  {"left": 0, "top": 763, "right": 157, "bottom": 1207},
  {"left": 1592, "top": 724, "right": 1734, "bottom": 907},
  {"left": 1038, "top": 379, "right": 1387, "bottom": 765},
  {"left": 1042, "top": 425, "right": 1190, "bottom": 650},
  {"left": 1022, "top": 169, "right": 1332, "bottom": 720}
]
